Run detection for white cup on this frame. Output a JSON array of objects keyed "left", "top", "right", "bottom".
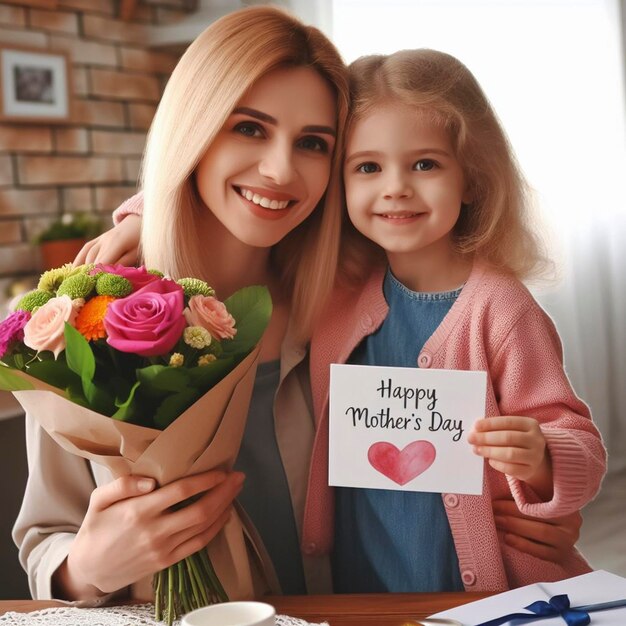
[{"left": 181, "top": 601, "right": 276, "bottom": 626}]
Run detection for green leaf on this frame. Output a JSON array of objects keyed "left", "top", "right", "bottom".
[
  {"left": 64, "top": 322, "right": 95, "bottom": 388},
  {"left": 66, "top": 381, "right": 89, "bottom": 408},
  {"left": 112, "top": 381, "right": 141, "bottom": 422},
  {"left": 188, "top": 356, "right": 236, "bottom": 390},
  {"left": 26, "top": 360, "right": 81, "bottom": 391},
  {"left": 0, "top": 366, "right": 34, "bottom": 392},
  {"left": 137, "top": 365, "right": 191, "bottom": 394},
  {"left": 64, "top": 324, "right": 114, "bottom": 415},
  {"left": 1, "top": 354, "right": 22, "bottom": 370},
  {"left": 221, "top": 286, "right": 272, "bottom": 356},
  {"left": 153, "top": 388, "right": 200, "bottom": 430}
]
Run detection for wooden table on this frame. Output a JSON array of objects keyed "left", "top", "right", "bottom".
[{"left": 0, "top": 592, "right": 492, "bottom": 625}]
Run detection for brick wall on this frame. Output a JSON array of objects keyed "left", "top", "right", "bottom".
[{"left": 0, "top": 0, "right": 188, "bottom": 305}]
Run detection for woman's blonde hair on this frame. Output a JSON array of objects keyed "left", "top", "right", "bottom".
[
  {"left": 340, "top": 49, "right": 549, "bottom": 283},
  {"left": 141, "top": 6, "right": 348, "bottom": 340}
]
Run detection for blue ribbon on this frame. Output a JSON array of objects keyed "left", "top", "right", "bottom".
[{"left": 474, "top": 594, "right": 626, "bottom": 626}]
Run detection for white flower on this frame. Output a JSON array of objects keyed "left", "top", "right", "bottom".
[{"left": 183, "top": 326, "right": 212, "bottom": 349}]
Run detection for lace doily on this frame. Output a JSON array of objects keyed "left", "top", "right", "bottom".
[{"left": 0, "top": 603, "right": 329, "bottom": 626}]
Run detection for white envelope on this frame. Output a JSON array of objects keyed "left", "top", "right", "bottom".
[{"left": 431, "top": 570, "right": 626, "bottom": 625}]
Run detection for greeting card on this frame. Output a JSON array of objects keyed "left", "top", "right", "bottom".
[{"left": 329, "top": 364, "right": 486, "bottom": 494}]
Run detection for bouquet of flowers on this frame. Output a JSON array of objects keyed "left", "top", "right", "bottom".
[{"left": 0, "top": 263, "right": 273, "bottom": 625}]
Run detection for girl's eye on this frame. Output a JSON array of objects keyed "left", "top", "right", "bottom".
[
  {"left": 297, "top": 136, "right": 329, "bottom": 153},
  {"left": 234, "top": 122, "right": 264, "bottom": 138},
  {"left": 414, "top": 159, "right": 436, "bottom": 171},
  {"left": 356, "top": 162, "right": 380, "bottom": 174}
]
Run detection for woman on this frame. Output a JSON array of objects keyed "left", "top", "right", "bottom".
[{"left": 14, "top": 5, "right": 347, "bottom": 603}]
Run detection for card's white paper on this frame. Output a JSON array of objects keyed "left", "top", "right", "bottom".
[
  {"left": 329, "top": 364, "right": 486, "bottom": 494},
  {"left": 431, "top": 570, "right": 626, "bottom": 625}
]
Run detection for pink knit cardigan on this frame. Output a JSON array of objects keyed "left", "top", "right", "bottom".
[{"left": 303, "top": 262, "right": 607, "bottom": 591}]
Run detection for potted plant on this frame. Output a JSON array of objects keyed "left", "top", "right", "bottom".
[{"left": 36, "top": 212, "right": 101, "bottom": 270}]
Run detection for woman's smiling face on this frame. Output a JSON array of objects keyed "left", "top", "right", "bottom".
[{"left": 195, "top": 65, "right": 337, "bottom": 248}]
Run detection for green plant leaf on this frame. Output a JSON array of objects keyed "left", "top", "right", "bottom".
[
  {"left": 64, "top": 323, "right": 114, "bottom": 414},
  {"left": 112, "top": 381, "right": 141, "bottom": 422},
  {"left": 26, "top": 360, "right": 81, "bottom": 391},
  {"left": 0, "top": 366, "right": 34, "bottom": 391},
  {"left": 188, "top": 356, "right": 236, "bottom": 390},
  {"left": 221, "top": 286, "right": 272, "bottom": 356},
  {"left": 66, "top": 381, "right": 89, "bottom": 408},
  {"left": 137, "top": 365, "right": 191, "bottom": 394},
  {"left": 153, "top": 388, "right": 200, "bottom": 430},
  {"left": 64, "top": 322, "right": 95, "bottom": 385}
]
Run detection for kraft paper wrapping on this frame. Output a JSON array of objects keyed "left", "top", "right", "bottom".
[{"left": 13, "top": 345, "right": 277, "bottom": 602}]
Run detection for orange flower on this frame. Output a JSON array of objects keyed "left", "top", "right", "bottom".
[{"left": 75, "top": 295, "right": 116, "bottom": 341}]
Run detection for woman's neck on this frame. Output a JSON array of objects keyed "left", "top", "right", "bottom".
[
  {"left": 196, "top": 213, "right": 277, "bottom": 299},
  {"left": 193, "top": 213, "right": 291, "bottom": 362}
]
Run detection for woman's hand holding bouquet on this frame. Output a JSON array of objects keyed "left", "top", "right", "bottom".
[
  {"left": 58, "top": 470, "right": 244, "bottom": 602},
  {"left": 0, "top": 263, "right": 272, "bottom": 624}
]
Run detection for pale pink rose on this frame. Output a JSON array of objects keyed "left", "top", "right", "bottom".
[
  {"left": 23, "top": 295, "right": 79, "bottom": 358},
  {"left": 184, "top": 296, "right": 236, "bottom": 340}
]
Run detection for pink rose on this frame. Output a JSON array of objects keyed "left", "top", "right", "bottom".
[
  {"left": 23, "top": 295, "right": 79, "bottom": 358},
  {"left": 184, "top": 295, "right": 237, "bottom": 340},
  {"left": 104, "top": 279, "right": 185, "bottom": 357},
  {"left": 91, "top": 264, "right": 160, "bottom": 291}
]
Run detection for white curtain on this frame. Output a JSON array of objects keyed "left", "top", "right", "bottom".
[{"left": 330, "top": 0, "right": 626, "bottom": 473}]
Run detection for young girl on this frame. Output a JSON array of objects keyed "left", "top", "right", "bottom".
[{"left": 301, "top": 49, "right": 606, "bottom": 593}]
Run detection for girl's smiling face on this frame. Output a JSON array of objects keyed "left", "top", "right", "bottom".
[
  {"left": 195, "top": 65, "right": 337, "bottom": 249},
  {"left": 343, "top": 102, "right": 472, "bottom": 286}
]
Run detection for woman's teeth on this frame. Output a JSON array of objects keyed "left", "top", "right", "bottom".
[{"left": 238, "top": 187, "right": 290, "bottom": 210}]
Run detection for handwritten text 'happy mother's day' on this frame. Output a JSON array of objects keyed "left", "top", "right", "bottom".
[{"left": 345, "top": 378, "right": 464, "bottom": 442}]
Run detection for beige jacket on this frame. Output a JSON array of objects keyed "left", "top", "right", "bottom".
[{"left": 12, "top": 326, "right": 332, "bottom": 602}]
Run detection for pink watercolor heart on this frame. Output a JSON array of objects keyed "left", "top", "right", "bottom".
[{"left": 367, "top": 440, "right": 436, "bottom": 486}]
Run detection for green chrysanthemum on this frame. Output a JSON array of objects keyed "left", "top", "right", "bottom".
[
  {"left": 37, "top": 263, "right": 87, "bottom": 293},
  {"left": 184, "top": 326, "right": 212, "bottom": 349},
  {"left": 57, "top": 273, "right": 96, "bottom": 300},
  {"left": 148, "top": 269, "right": 165, "bottom": 278},
  {"left": 177, "top": 278, "right": 215, "bottom": 298},
  {"left": 15, "top": 290, "right": 54, "bottom": 312},
  {"left": 95, "top": 273, "right": 133, "bottom": 297}
]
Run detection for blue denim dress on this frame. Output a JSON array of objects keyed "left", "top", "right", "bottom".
[{"left": 332, "top": 269, "right": 465, "bottom": 593}]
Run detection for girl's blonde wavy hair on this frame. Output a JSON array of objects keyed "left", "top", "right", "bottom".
[
  {"left": 141, "top": 6, "right": 348, "bottom": 340},
  {"left": 339, "top": 49, "right": 550, "bottom": 285}
]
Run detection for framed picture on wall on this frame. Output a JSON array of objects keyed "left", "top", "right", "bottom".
[{"left": 0, "top": 46, "right": 71, "bottom": 123}]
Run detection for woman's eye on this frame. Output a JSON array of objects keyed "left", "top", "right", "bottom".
[
  {"left": 234, "top": 122, "right": 263, "bottom": 138},
  {"left": 298, "top": 136, "right": 329, "bottom": 153},
  {"left": 414, "top": 159, "right": 436, "bottom": 171},
  {"left": 356, "top": 162, "right": 380, "bottom": 174}
]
